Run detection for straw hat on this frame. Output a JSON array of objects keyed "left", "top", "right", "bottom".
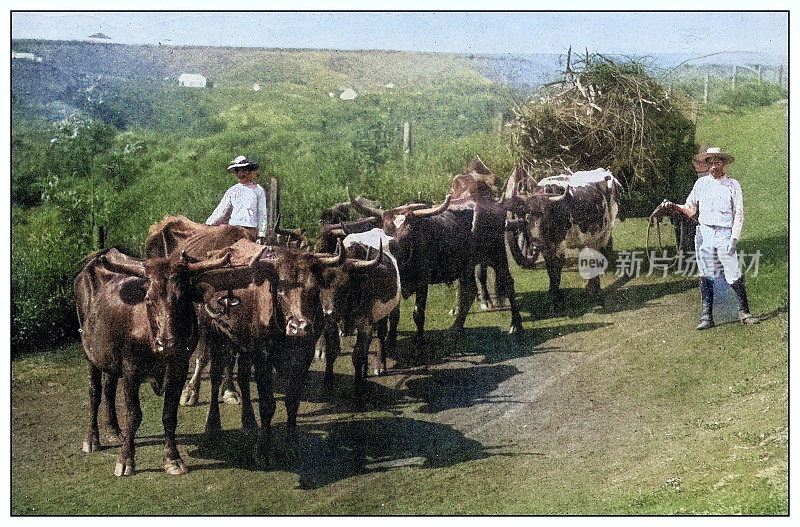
[{"left": 693, "top": 147, "right": 734, "bottom": 165}]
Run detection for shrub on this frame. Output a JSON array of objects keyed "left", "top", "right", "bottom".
[{"left": 715, "top": 81, "right": 787, "bottom": 110}]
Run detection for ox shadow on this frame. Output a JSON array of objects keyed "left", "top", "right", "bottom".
[
  {"left": 389, "top": 322, "right": 608, "bottom": 367},
  {"left": 400, "top": 361, "right": 521, "bottom": 414},
  {"left": 515, "top": 271, "right": 697, "bottom": 323},
  {"left": 180, "top": 415, "right": 494, "bottom": 490},
  {"left": 290, "top": 416, "right": 494, "bottom": 489}
]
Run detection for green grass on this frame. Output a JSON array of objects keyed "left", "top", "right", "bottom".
[{"left": 11, "top": 104, "right": 787, "bottom": 515}]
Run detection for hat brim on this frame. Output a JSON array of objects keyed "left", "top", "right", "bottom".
[
  {"left": 226, "top": 162, "right": 260, "bottom": 172},
  {"left": 694, "top": 153, "right": 734, "bottom": 164}
]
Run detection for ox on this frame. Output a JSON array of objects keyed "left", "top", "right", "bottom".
[
  {"left": 146, "top": 216, "right": 307, "bottom": 408},
  {"left": 503, "top": 166, "right": 621, "bottom": 299},
  {"left": 317, "top": 230, "right": 400, "bottom": 386},
  {"left": 74, "top": 247, "right": 238, "bottom": 476},
  {"left": 352, "top": 189, "right": 524, "bottom": 342},
  {"left": 197, "top": 239, "right": 341, "bottom": 463},
  {"left": 449, "top": 156, "right": 509, "bottom": 311}
]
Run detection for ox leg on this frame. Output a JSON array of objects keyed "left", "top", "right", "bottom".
[
  {"left": 82, "top": 362, "right": 103, "bottom": 453},
  {"left": 221, "top": 347, "right": 240, "bottom": 406},
  {"left": 115, "top": 376, "right": 142, "bottom": 477},
  {"left": 204, "top": 345, "right": 225, "bottom": 434},
  {"left": 282, "top": 342, "right": 314, "bottom": 459},
  {"left": 544, "top": 249, "right": 565, "bottom": 304},
  {"left": 237, "top": 352, "right": 258, "bottom": 430},
  {"left": 180, "top": 354, "right": 205, "bottom": 407},
  {"left": 101, "top": 373, "right": 121, "bottom": 442},
  {"left": 493, "top": 261, "right": 524, "bottom": 335},
  {"left": 386, "top": 305, "right": 400, "bottom": 354},
  {"left": 352, "top": 323, "right": 373, "bottom": 386},
  {"left": 252, "top": 345, "right": 276, "bottom": 466},
  {"left": 451, "top": 270, "right": 478, "bottom": 334},
  {"left": 374, "top": 317, "right": 389, "bottom": 376},
  {"left": 412, "top": 285, "right": 429, "bottom": 344},
  {"left": 162, "top": 359, "right": 189, "bottom": 475},
  {"left": 323, "top": 319, "right": 341, "bottom": 385},
  {"left": 476, "top": 264, "right": 493, "bottom": 311}
]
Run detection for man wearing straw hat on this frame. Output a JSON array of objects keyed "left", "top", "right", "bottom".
[
  {"left": 206, "top": 155, "right": 279, "bottom": 243},
  {"left": 660, "top": 147, "right": 759, "bottom": 329}
]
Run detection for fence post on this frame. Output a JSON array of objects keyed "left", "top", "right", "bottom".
[
  {"left": 778, "top": 65, "right": 784, "bottom": 86},
  {"left": 402, "top": 121, "right": 412, "bottom": 162},
  {"left": 92, "top": 224, "right": 106, "bottom": 250},
  {"left": 703, "top": 73, "right": 709, "bottom": 104},
  {"left": 731, "top": 65, "right": 738, "bottom": 89}
]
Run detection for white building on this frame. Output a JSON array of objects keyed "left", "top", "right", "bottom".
[
  {"left": 339, "top": 88, "right": 358, "bottom": 100},
  {"left": 178, "top": 73, "right": 207, "bottom": 88},
  {"left": 12, "top": 52, "right": 42, "bottom": 62}
]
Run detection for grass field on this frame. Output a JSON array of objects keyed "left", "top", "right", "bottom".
[{"left": 10, "top": 104, "right": 788, "bottom": 515}]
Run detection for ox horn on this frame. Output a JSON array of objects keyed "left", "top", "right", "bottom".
[
  {"left": 348, "top": 240, "right": 383, "bottom": 271},
  {"left": 546, "top": 183, "right": 571, "bottom": 202},
  {"left": 315, "top": 238, "right": 346, "bottom": 267},
  {"left": 349, "top": 190, "right": 384, "bottom": 217},
  {"left": 187, "top": 250, "right": 232, "bottom": 273},
  {"left": 410, "top": 194, "right": 451, "bottom": 218},
  {"left": 327, "top": 227, "right": 347, "bottom": 238}
]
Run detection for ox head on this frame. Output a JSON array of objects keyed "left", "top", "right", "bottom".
[
  {"left": 353, "top": 195, "right": 451, "bottom": 237},
  {"left": 100, "top": 250, "right": 233, "bottom": 355},
  {"left": 503, "top": 174, "right": 571, "bottom": 263},
  {"left": 251, "top": 246, "right": 348, "bottom": 338},
  {"left": 316, "top": 238, "right": 384, "bottom": 319}
]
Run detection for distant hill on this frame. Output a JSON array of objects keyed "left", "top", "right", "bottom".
[{"left": 12, "top": 39, "right": 788, "bottom": 124}]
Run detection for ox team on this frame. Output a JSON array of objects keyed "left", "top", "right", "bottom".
[
  {"left": 77, "top": 151, "right": 761, "bottom": 476},
  {"left": 656, "top": 147, "right": 759, "bottom": 330}
]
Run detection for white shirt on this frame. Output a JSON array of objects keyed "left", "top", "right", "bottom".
[
  {"left": 206, "top": 182, "right": 269, "bottom": 236},
  {"left": 685, "top": 175, "right": 744, "bottom": 240}
]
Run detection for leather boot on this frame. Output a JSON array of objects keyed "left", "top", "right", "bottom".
[
  {"left": 731, "top": 276, "right": 760, "bottom": 324},
  {"left": 696, "top": 277, "right": 715, "bottom": 330}
]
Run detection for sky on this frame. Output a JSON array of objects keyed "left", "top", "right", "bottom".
[{"left": 9, "top": 8, "right": 789, "bottom": 58}]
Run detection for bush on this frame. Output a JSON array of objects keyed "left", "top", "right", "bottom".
[{"left": 715, "top": 81, "right": 787, "bottom": 110}]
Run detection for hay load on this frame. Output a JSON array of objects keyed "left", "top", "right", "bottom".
[{"left": 511, "top": 51, "right": 698, "bottom": 216}]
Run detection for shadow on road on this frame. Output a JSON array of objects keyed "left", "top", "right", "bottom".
[{"left": 183, "top": 414, "right": 495, "bottom": 490}]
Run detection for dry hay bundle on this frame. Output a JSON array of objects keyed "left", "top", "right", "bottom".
[{"left": 511, "top": 53, "right": 698, "bottom": 214}]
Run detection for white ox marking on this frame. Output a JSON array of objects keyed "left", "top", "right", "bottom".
[
  {"left": 343, "top": 228, "right": 401, "bottom": 322},
  {"left": 540, "top": 169, "right": 620, "bottom": 252}
]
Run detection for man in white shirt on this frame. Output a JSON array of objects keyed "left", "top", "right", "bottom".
[
  {"left": 660, "top": 147, "right": 759, "bottom": 329},
  {"left": 207, "top": 155, "right": 271, "bottom": 242}
]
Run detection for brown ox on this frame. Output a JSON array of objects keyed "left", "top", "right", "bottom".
[
  {"left": 448, "top": 156, "right": 510, "bottom": 311},
  {"left": 352, "top": 189, "right": 524, "bottom": 344},
  {"left": 146, "top": 215, "right": 308, "bottom": 408},
  {"left": 503, "top": 166, "right": 621, "bottom": 299},
  {"left": 198, "top": 239, "right": 341, "bottom": 463},
  {"left": 317, "top": 231, "right": 399, "bottom": 387},
  {"left": 74, "top": 247, "right": 238, "bottom": 476}
]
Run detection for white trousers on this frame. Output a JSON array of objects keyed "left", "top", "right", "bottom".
[{"left": 694, "top": 224, "right": 742, "bottom": 284}]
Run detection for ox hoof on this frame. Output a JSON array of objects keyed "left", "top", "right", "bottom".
[
  {"left": 315, "top": 349, "right": 326, "bottom": 361},
  {"left": 180, "top": 389, "right": 199, "bottom": 407},
  {"left": 448, "top": 308, "right": 456, "bottom": 317},
  {"left": 508, "top": 324, "right": 524, "bottom": 336},
  {"left": 480, "top": 302, "right": 491, "bottom": 311},
  {"left": 163, "top": 458, "right": 189, "bottom": 476},
  {"left": 82, "top": 437, "right": 101, "bottom": 453},
  {"left": 114, "top": 459, "right": 136, "bottom": 477},
  {"left": 222, "top": 389, "right": 241, "bottom": 406}
]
